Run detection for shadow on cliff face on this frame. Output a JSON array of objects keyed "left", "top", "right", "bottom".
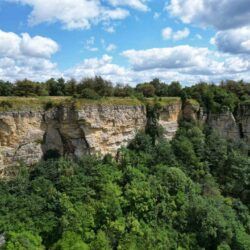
[{"left": 43, "top": 149, "right": 61, "bottom": 161}]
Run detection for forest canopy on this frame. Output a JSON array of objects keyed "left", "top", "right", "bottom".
[
  {"left": 0, "top": 114, "right": 249, "bottom": 249},
  {"left": 0, "top": 77, "right": 249, "bottom": 113}
]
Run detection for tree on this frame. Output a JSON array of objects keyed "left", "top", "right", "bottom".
[
  {"left": 0, "top": 81, "right": 14, "bottom": 96},
  {"left": 14, "top": 79, "right": 40, "bottom": 96},
  {"left": 168, "top": 81, "right": 182, "bottom": 96},
  {"left": 136, "top": 83, "right": 155, "bottom": 97},
  {"left": 80, "top": 88, "right": 100, "bottom": 99},
  {"left": 52, "top": 232, "right": 89, "bottom": 250},
  {"left": 4, "top": 231, "right": 44, "bottom": 250},
  {"left": 65, "top": 79, "right": 77, "bottom": 96}
]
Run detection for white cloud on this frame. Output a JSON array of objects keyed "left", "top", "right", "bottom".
[
  {"left": 122, "top": 46, "right": 210, "bottom": 71},
  {"left": 0, "top": 29, "right": 60, "bottom": 81},
  {"left": 122, "top": 46, "right": 250, "bottom": 76},
  {"left": 153, "top": 12, "right": 161, "bottom": 20},
  {"left": 172, "top": 28, "right": 190, "bottom": 41},
  {"left": 84, "top": 36, "right": 99, "bottom": 52},
  {"left": 0, "top": 29, "right": 59, "bottom": 59},
  {"left": 0, "top": 57, "right": 60, "bottom": 81},
  {"left": 213, "top": 26, "right": 250, "bottom": 54},
  {"left": 65, "top": 52, "right": 250, "bottom": 85},
  {"left": 162, "top": 27, "right": 190, "bottom": 41},
  {"left": 106, "top": 43, "right": 117, "bottom": 52},
  {"left": 20, "top": 33, "right": 59, "bottom": 58},
  {"left": 9, "top": 0, "right": 130, "bottom": 30},
  {"left": 65, "top": 54, "right": 129, "bottom": 83},
  {"left": 166, "top": 0, "right": 250, "bottom": 30},
  {"left": 162, "top": 27, "right": 172, "bottom": 40},
  {"left": 103, "top": 26, "right": 116, "bottom": 33},
  {"left": 107, "top": 0, "right": 149, "bottom": 12}
]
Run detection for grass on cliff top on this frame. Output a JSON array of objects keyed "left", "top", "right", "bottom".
[
  {"left": 0, "top": 96, "right": 181, "bottom": 111},
  {"left": 0, "top": 96, "right": 70, "bottom": 112}
]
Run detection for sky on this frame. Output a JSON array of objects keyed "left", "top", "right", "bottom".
[{"left": 0, "top": 0, "right": 250, "bottom": 86}]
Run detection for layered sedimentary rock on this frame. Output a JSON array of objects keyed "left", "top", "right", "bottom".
[
  {"left": 183, "top": 101, "right": 250, "bottom": 144},
  {"left": 1, "top": 98, "right": 248, "bottom": 173},
  {"left": 0, "top": 100, "right": 181, "bottom": 170},
  {"left": 159, "top": 102, "right": 182, "bottom": 140},
  {"left": 206, "top": 104, "right": 250, "bottom": 143}
]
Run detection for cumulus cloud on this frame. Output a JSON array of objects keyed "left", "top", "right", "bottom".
[
  {"left": 0, "top": 29, "right": 60, "bottom": 81},
  {"left": 162, "top": 27, "right": 172, "bottom": 40},
  {"left": 122, "top": 45, "right": 250, "bottom": 76},
  {"left": 7, "top": 0, "right": 149, "bottom": 30},
  {"left": 122, "top": 46, "right": 209, "bottom": 71},
  {"left": 107, "top": 0, "right": 149, "bottom": 12},
  {"left": 65, "top": 54, "right": 129, "bottom": 83},
  {"left": 0, "top": 29, "right": 59, "bottom": 58},
  {"left": 172, "top": 28, "right": 190, "bottom": 41},
  {"left": 153, "top": 12, "right": 161, "bottom": 20},
  {"left": 166, "top": 0, "right": 250, "bottom": 30},
  {"left": 0, "top": 57, "right": 60, "bottom": 81},
  {"left": 213, "top": 26, "right": 250, "bottom": 54},
  {"left": 65, "top": 51, "right": 250, "bottom": 85},
  {"left": 106, "top": 43, "right": 117, "bottom": 52},
  {"left": 162, "top": 27, "right": 190, "bottom": 41}
]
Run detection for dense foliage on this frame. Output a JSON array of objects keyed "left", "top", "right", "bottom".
[
  {"left": 0, "top": 116, "right": 249, "bottom": 249},
  {"left": 0, "top": 77, "right": 249, "bottom": 113}
]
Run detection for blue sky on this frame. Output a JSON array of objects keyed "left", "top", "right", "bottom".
[{"left": 0, "top": 0, "right": 249, "bottom": 85}]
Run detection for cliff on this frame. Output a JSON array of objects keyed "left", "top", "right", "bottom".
[
  {"left": 1, "top": 97, "right": 248, "bottom": 174},
  {"left": 183, "top": 100, "right": 250, "bottom": 143},
  {"left": 0, "top": 97, "right": 181, "bottom": 172}
]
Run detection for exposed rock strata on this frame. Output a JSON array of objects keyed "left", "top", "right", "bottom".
[
  {"left": 0, "top": 102, "right": 181, "bottom": 170},
  {"left": 1, "top": 100, "right": 248, "bottom": 172}
]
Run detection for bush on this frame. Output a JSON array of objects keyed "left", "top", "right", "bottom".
[
  {"left": 43, "top": 101, "right": 54, "bottom": 111},
  {"left": 0, "top": 101, "right": 12, "bottom": 109},
  {"left": 80, "top": 88, "right": 100, "bottom": 100}
]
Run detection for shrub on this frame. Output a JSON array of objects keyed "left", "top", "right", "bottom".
[
  {"left": 80, "top": 88, "right": 100, "bottom": 100},
  {"left": 0, "top": 101, "right": 12, "bottom": 109}
]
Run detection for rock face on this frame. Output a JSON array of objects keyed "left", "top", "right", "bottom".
[
  {"left": 0, "top": 111, "right": 44, "bottom": 170},
  {"left": 206, "top": 104, "right": 250, "bottom": 143},
  {"left": 237, "top": 103, "right": 250, "bottom": 143},
  {"left": 1, "top": 99, "right": 248, "bottom": 173},
  {"left": 159, "top": 102, "right": 182, "bottom": 140},
  {"left": 207, "top": 111, "right": 240, "bottom": 140},
  {"left": 0, "top": 102, "right": 181, "bottom": 171}
]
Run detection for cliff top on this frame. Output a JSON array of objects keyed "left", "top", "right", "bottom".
[{"left": 0, "top": 96, "right": 181, "bottom": 112}]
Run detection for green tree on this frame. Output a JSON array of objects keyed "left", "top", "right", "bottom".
[
  {"left": 52, "top": 232, "right": 89, "bottom": 250},
  {"left": 136, "top": 83, "right": 155, "bottom": 97},
  {"left": 4, "top": 231, "right": 44, "bottom": 250}
]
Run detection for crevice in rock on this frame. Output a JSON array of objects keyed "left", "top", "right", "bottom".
[{"left": 239, "top": 123, "right": 244, "bottom": 139}]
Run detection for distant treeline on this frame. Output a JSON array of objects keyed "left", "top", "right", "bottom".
[{"left": 0, "top": 77, "right": 249, "bottom": 112}]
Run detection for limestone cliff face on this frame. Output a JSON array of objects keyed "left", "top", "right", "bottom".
[
  {"left": 159, "top": 102, "right": 182, "bottom": 140},
  {"left": 0, "top": 101, "right": 181, "bottom": 170},
  {"left": 206, "top": 104, "right": 250, "bottom": 143},
  {"left": 0, "top": 111, "right": 44, "bottom": 171},
  {"left": 184, "top": 101, "right": 250, "bottom": 144},
  {"left": 207, "top": 111, "right": 240, "bottom": 140},
  {"left": 43, "top": 104, "right": 147, "bottom": 158}
]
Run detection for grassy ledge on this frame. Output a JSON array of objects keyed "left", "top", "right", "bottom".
[{"left": 0, "top": 96, "right": 181, "bottom": 112}]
